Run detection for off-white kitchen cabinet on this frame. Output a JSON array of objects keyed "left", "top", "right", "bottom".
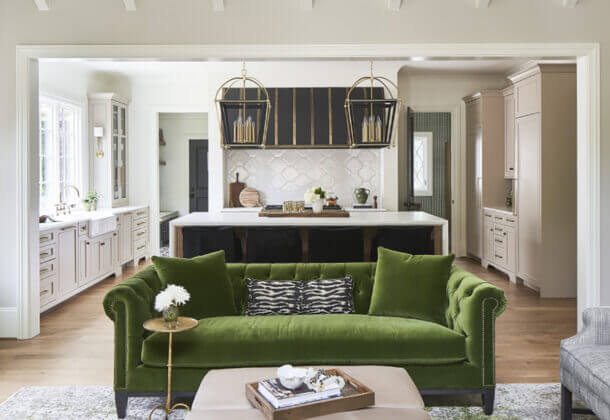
[
  {"left": 503, "top": 86, "right": 516, "bottom": 179},
  {"left": 464, "top": 91, "right": 508, "bottom": 260},
  {"left": 483, "top": 208, "right": 518, "bottom": 283},
  {"left": 508, "top": 64, "right": 577, "bottom": 297},
  {"left": 39, "top": 206, "right": 150, "bottom": 312},
  {"left": 89, "top": 93, "right": 130, "bottom": 208},
  {"left": 57, "top": 226, "right": 78, "bottom": 296}
]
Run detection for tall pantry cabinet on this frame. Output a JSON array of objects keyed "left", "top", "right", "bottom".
[
  {"left": 464, "top": 91, "right": 507, "bottom": 259},
  {"left": 508, "top": 64, "right": 577, "bottom": 297}
]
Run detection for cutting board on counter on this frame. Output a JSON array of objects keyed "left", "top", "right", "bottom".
[
  {"left": 229, "top": 173, "right": 245, "bottom": 207},
  {"left": 239, "top": 188, "right": 262, "bottom": 207}
]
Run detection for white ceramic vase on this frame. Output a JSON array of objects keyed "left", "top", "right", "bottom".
[{"left": 312, "top": 198, "right": 324, "bottom": 213}]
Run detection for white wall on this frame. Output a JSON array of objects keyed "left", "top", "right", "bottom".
[
  {"left": 159, "top": 113, "right": 208, "bottom": 216},
  {"left": 2, "top": 0, "right": 610, "bottom": 336}
]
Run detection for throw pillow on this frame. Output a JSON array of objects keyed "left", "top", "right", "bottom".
[
  {"left": 300, "top": 277, "right": 355, "bottom": 314},
  {"left": 245, "top": 278, "right": 300, "bottom": 316},
  {"left": 151, "top": 250, "right": 237, "bottom": 319},
  {"left": 368, "top": 247, "right": 454, "bottom": 324}
]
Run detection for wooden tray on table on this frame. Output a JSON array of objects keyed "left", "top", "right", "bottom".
[
  {"left": 258, "top": 210, "right": 350, "bottom": 218},
  {"left": 245, "top": 368, "right": 375, "bottom": 420}
]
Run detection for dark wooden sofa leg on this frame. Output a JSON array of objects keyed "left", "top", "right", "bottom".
[
  {"left": 561, "top": 385, "right": 572, "bottom": 420},
  {"left": 482, "top": 388, "right": 495, "bottom": 415},
  {"left": 115, "top": 392, "right": 128, "bottom": 419}
]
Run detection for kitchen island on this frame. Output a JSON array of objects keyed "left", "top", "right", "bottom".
[{"left": 170, "top": 211, "right": 448, "bottom": 262}]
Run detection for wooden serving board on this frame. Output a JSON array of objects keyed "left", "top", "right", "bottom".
[
  {"left": 245, "top": 368, "right": 374, "bottom": 420},
  {"left": 240, "top": 188, "right": 262, "bottom": 207},
  {"left": 259, "top": 210, "right": 350, "bottom": 218},
  {"left": 229, "top": 173, "right": 245, "bottom": 207}
]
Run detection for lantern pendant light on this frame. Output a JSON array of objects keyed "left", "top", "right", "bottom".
[
  {"left": 345, "top": 61, "right": 402, "bottom": 148},
  {"left": 215, "top": 62, "right": 271, "bottom": 149}
]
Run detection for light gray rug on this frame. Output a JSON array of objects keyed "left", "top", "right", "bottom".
[{"left": 0, "top": 384, "right": 598, "bottom": 419}]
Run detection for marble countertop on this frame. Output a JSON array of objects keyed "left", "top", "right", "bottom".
[
  {"left": 39, "top": 205, "right": 148, "bottom": 232},
  {"left": 171, "top": 211, "right": 447, "bottom": 227}
]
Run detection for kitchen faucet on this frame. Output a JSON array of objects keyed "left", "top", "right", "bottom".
[{"left": 55, "top": 185, "right": 81, "bottom": 215}]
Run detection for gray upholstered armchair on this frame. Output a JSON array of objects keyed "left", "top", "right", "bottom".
[{"left": 560, "top": 307, "right": 610, "bottom": 420}]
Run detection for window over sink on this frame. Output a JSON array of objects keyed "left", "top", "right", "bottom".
[{"left": 39, "top": 96, "right": 82, "bottom": 214}]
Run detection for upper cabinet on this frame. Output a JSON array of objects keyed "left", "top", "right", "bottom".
[
  {"left": 503, "top": 86, "right": 516, "bottom": 179},
  {"left": 223, "top": 87, "right": 382, "bottom": 149},
  {"left": 89, "top": 93, "right": 129, "bottom": 208}
]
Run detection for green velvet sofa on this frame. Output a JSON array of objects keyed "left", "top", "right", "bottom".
[{"left": 103, "top": 262, "right": 506, "bottom": 418}]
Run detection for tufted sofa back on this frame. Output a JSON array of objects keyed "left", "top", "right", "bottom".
[{"left": 226, "top": 263, "right": 377, "bottom": 315}]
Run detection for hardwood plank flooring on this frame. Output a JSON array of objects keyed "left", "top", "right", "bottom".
[{"left": 0, "top": 257, "right": 576, "bottom": 403}]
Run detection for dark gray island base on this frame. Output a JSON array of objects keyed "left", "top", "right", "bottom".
[{"left": 178, "top": 225, "right": 440, "bottom": 262}]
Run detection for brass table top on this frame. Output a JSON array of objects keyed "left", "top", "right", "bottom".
[{"left": 143, "top": 317, "right": 198, "bottom": 334}]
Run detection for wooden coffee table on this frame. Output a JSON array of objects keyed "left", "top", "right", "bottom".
[{"left": 185, "top": 366, "right": 431, "bottom": 419}]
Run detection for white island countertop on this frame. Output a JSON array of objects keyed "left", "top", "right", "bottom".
[{"left": 170, "top": 211, "right": 449, "bottom": 255}]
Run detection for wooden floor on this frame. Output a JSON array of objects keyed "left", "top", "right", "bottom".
[{"left": 0, "top": 257, "right": 576, "bottom": 403}]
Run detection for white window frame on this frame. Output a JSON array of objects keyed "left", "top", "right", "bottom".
[
  {"left": 39, "top": 94, "right": 83, "bottom": 214},
  {"left": 413, "top": 131, "right": 434, "bottom": 197}
]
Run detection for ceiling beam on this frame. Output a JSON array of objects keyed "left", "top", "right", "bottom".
[
  {"left": 475, "top": 0, "right": 491, "bottom": 8},
  {"left": 122, "top": 0, "right": 136, "bottom": 11},
  {"left": 386, "top": 0, "right": 402, "bottom": 11},
  {"left": 563, "top": 0, "right": 579, "bottom": 7},
  {"left": 211, "top": 0, "right": 225, "bottom": 11},
  {"left": 33, "top": 0, "right": 49, "bottom": 11},
  {"left": 300, "top": 0, "right": 313, "bottom": 11}
]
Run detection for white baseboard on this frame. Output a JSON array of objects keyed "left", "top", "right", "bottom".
[{"left": 0, "top": 307, "right": 18, "bottom": 338}]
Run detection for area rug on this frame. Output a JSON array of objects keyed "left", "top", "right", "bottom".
[{"left": 0, "top": 383, "right": 598, "bottom": 419}]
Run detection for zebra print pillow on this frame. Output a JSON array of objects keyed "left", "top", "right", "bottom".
[
  {"left": 245, "top": 278, "right": 300, "bottom": 316},
  {"left": 300, "top": 277, "right": 355, "bottom": 315}
]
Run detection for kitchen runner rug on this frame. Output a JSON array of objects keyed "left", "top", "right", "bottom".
[{"left": 0, "top": 383, "right": 598, "bottom": 419}]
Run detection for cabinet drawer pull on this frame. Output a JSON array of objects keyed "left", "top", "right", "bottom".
[
  {"left": 85, "top": 241, "right": 90, "bottom": 245},
  {"left": 40, "top": 268, "right": 50, "bottom": 275},
  {"left": 495, "top": 254, "right": 503, "bottom": 259},
  {"left": 113, "top": 233, "right": 117, "bottom": 236},
  {"left": 495, "top": 239, "right": 504, "bottom": 243},
  {"left": 506, "top": 218, "right": 515, "bottom": 223},
  {"left": 136, "top": 211, "right": 146, "bottom": 216},
  {"left": 40, "top": 290, "right": 49, "bottom": 296},
  {"left": 61, "top": 226, "right": 75, "bottom": 231},
  {"left": 136, "top": 221, "right": 146, "bottom": 227},
  {"left": 137, "top": 232, "right": 146, "bottom": 237},
  {"left": 40, "top": 251, "right": 52, "bottom": 258},
  {"left": 136, "top": 245, "right": 146, "bottom": 251},
  {"left": 503, "top": 232, "right": 507, "bottom": 236},
  {"left": 494, "top": 216, "right": 503, "bottom": 220},
  {"left": 40, "top": 234, "right": 52, "bottom": 242},
  {"left": 52, "top": 282, "right": 54, "bottom": 294},
  {"left": 509, "top": 167, "right": 514, "bottom": 170},
  {"left": 100, "top": 242, "right": 106, "bottom": 246}
]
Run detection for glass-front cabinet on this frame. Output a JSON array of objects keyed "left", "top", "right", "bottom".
[{"left": 89, "top": 93, "right": 129, "bottom": 208}]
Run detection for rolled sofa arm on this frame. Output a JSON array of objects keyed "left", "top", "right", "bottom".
[
  {"left": 445, "top": 266, "right": 507, "bottom": 387},
  {"left": 103, "top": 266, "right": 161, "bottom": 389},
  {"left": 562, "top": 307, "right": 610, "bottom": 347}
]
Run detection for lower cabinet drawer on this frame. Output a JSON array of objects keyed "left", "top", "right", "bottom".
[
  {"left": 39, "top": 259, "right": 57, "bottom": 279},
  {"left": 133, "top": 226, "right": 148, "bottom": 242},
  {"left": 134, "top": 239, "right": 147, "bottom": 256},
  {"left": 494, "top": 244, "right": 507, "bottom": 266},
  {"left": 39, "top": 243, "right": 57, "bottom": 263},
  {"left": 40, "top": 275, "right": 56, "bottom": 307},
  {"left": 133, "top": 217, "right": 149, "bottom": 231}
]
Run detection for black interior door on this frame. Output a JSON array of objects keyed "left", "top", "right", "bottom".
[{"left": 189, "top": 139, "right": 208, "bottom": 212}]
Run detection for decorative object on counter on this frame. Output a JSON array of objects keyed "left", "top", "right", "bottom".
[
  {"left": 282, "top": 201, "right": 305, "bottom": 213},
  {"left": 259, "top": 209, "right": 349, "bottom": 218},
  {"left": 276, "top": 365, "right": 308, "bottom": 390},
  {"left": 93, "top": 126, "right": 104, "bottom": 159},
  {"left": 305, "top": 187, "right": 326, "bottom": 213},
  {"left": 159, "top": 128, "right": 167, "bottom": 146},
  {"left": 142, "top": 316, "right": 198, "bottom": 420},
  {"left": 215, "top": 61, "right": 271, "bottom": 149},
  {"left": 325, "top": 192, "right": 338, "bottom": 207},
  {"left": 239, "top": 187, "right": 262, "bottom": 207},
  {"left": 154, "top": 284, "right": 191, "bottom": 329},
  {"left": 345, "top": 60, "right": 401, "bottom": 148},
  {"left": 353, "top": 187, "right": 370, "bottom": 205},
  {"left": 82, "top": 191, "right": 100, "bottom": 212},
  {"left": 373, "top": 195, "right": 378, "bottom": 209},
  {"left": 229, "top": 172, "right": 246, "bottom": 207},
  {"left": 506, "top": 188, "right": 513, "bottom": 208}
]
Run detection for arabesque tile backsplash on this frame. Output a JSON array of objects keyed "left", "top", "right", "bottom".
[{"left": 225, "top": 149, "right": 381, "bottom": 207}]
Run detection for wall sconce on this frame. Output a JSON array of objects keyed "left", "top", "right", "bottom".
[{"left": 93, "top": 126, "right": 104, "bottom": 159}]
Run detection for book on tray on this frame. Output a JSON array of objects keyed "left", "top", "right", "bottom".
[{"left": 257, "top": 378, "right": 342, "bottom": 409}]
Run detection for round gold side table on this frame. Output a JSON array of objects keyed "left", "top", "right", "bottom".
[{"left": 143, "top": 316, "right": 198, "bottom": 420}]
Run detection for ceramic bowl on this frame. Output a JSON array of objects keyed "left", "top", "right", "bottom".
[{"left": 276, "top": 364, "right": 307, "bottom": 390}]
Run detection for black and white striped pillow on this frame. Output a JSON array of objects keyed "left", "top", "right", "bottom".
[
  {"left": 300, "top": 277, "right": 355, "bottom": 314},
  {"left": 245, "top": 278, "right": 300, "bottom": 316}
]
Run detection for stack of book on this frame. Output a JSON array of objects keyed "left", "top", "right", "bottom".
[{"left": 257, "top": 378, "right": 342, "bottom": 409}]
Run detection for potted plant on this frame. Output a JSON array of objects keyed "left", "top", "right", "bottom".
[
  {"left": 305, "top": 187, "right": 326, "bottom": 213},
  {"left": 154, "top": 285, "right": 191, "bottom": 329},
  {"left": 83, "top": 191, "right": 100, "bottom": 211}
]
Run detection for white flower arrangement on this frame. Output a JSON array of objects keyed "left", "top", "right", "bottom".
[
  {"left": 154, "top": 284, "right": 191, "bottom": 312},
  {"left": 304, "top": 187, "right": 326, "bottom": 203}
]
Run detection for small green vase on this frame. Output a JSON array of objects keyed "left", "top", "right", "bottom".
[{"left": 163, "top": 305, "right": 180, "bottom": 329}]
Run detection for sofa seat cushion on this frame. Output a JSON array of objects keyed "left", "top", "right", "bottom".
[
  {"left": 561, "top": 342, "right": 610, "bottom": 403},
  {"left": 141, "top": 314, "right": 467, "bottom": 368}
]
